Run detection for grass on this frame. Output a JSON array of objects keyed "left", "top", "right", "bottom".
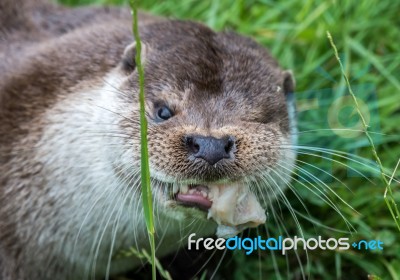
[
  {"left": 129, "top": 1, "right": 156, "bottom": 279},
  {"left": 327, "top": 30, "right": 400, "bottom": 232},
  {"left": 58, "top": 0, "right": 400, "bottom": 279}
]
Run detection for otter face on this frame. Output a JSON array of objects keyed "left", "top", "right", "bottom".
[
  {"left": 0, "top": 4, "right": 299, "bottom": 277},
  {"left": 117, "top": 20, "right": 296, "bottom": 234}
]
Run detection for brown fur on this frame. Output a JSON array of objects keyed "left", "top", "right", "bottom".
[{"left": 0, "top": 1, "right": 295, "bottom": 279}]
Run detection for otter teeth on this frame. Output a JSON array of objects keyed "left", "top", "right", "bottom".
[
  {"left": 173, "top": 184, "right": 179, "bottom": 194},
  {"left": 180, "top": 185, "right": 189, "bottom": 194},
  {"left": 188, "top": 189, "right": 196, "bottom": 194},
  {"left": 190, "top": 188, "right": 209, "bottom": 198},
  {"left": 176, "top": 184, "right": 211, "bottom": 200}
]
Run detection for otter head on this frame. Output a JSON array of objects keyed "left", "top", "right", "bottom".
[{"left": 114, "top": 20, "right": 296, "bottom": 237}]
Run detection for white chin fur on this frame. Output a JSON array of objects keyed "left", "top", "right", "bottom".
[{"left": 32, "top": 72, "right": 207, "bottom": 277}]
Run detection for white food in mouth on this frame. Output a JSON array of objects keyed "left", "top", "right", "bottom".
[
  {"left": 172, "top": 182, "right": 266, "bottom": 238},
  {"left": 207, "top": 183, "right": 266, "bottom": 238}
]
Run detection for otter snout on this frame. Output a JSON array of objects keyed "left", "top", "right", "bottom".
[{"left": 185, "top": 135, "right": 236, "bottom": 165}]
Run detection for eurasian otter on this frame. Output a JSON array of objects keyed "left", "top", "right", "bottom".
[{"left": 0, "top": 0, "right": 296, "bottom": 279}]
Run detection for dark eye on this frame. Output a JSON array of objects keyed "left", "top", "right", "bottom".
[{"left": 156, "top": 106, "right": 173, "bottom": 121}]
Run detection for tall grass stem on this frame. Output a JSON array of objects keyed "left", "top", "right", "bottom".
[
  {"left": 327, "top": 31, "right": 400, "bottom": 232},
  {"left": 129, "top": 1, "right": 157, "bottom": 279}
]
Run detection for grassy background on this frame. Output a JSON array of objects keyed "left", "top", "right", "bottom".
[{"left": 57, "top": 0, "right": 400, "bottom": 279}]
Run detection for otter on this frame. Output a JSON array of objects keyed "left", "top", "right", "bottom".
[{"left": 0, "top": 0, "right": 296, "bottom": 279}]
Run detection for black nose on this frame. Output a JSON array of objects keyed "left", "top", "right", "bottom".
[{"left": 185, "top": 135, "right": 235, "bottom": 165}]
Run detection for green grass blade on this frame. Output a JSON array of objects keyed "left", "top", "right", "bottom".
[
  {"left": 346, "top": 37, "right": 400, "bottom": 91},
  {"left": 115, "top": 248, "right": 172, "bottom": 280},
  {"left": 327, "top": 31, "right": 400, "bottom": 232},
  {"left": 129, "top": 1, "right": 156, "bottom": 279}
]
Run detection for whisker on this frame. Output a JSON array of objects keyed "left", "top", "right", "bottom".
[
  {"left": 105, "top": 172, "right": 139, "bottom": 280},
  {"left": 295, "top": 158, "right": 353, "bottom": 193},
  {"left": 293, "top": 162, "right": 358, "bottom": 214},
  {"left": 87, "top": 164, "right": 139, "bottom": 280},
  {"left": 293, "top": 150, "right": 375, "bottom": 184},
  {"left": 279, "top": 144, "right": 399, "bottom": 183},
  {"left": 274, "top": 162, "right": 356, "bottom": 233},
  {"left": 294, "top": 128, "right": 389, "bottom": 136}
]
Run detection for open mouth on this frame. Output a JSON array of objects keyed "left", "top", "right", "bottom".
[
  {"left": 173, "top": 184, "right": 213, "bottom": 211},
  {"left": 170, "top": 182, "right": 267, "bottom": 238}
]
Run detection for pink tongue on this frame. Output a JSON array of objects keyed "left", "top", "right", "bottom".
[{"left": 176, "top": 193, "right": 212, "bottom": 210}]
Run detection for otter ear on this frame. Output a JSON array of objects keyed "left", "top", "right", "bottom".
[
  {"left": 120, "top": 42, "right": 148, "bottom": 74},
  {"left": 282, "top": 70, "right": 295, "bottom": 95},
  {"left": 283, "top": 70, "right": 298, "bottom": 146}
]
